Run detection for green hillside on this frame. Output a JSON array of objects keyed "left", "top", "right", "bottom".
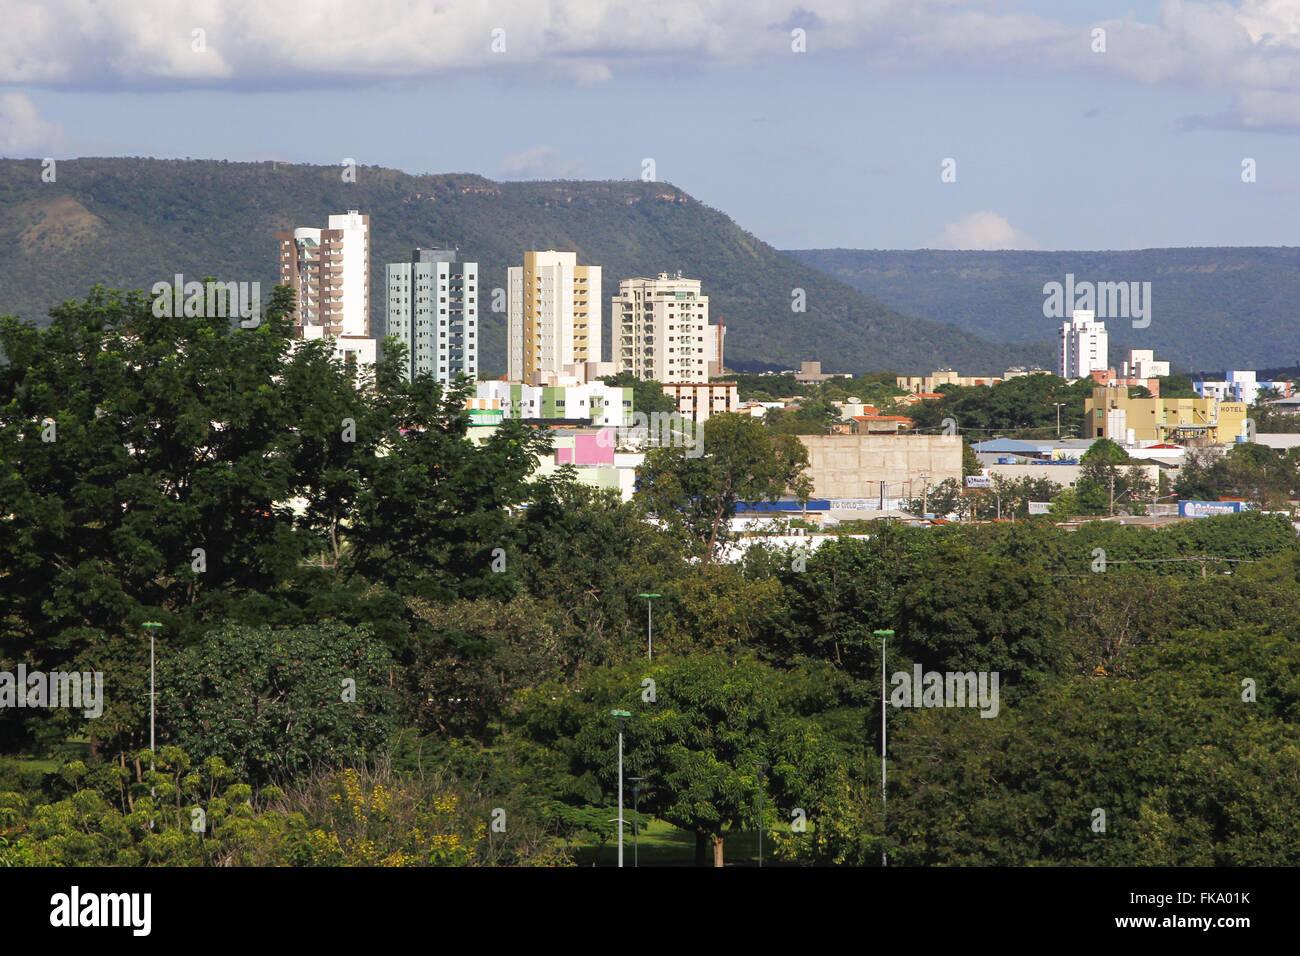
[
  {"left": 787, "top": 247, "right": 1300, "bottom": 374},
  {"left": 0, "top": 158, "right": 1043, "bottom": 376}
]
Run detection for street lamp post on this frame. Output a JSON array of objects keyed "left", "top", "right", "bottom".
[
  {"left": 919, "top": 473, "right": 930, "bottom": 517},
  {"left": 1053, "top": 402, "right": 1067, "bottom": 437},
  {"left": 755, "top": 761, "right": 769, "bottom": 868},
  {"left": 142, "top": 621, "right": 163, "bottom": 796},
  {"left": 874, "top": 629, "right": 894, "bottom": 867},
  {"left": 637, "top": 594, "right": 661, "bottom": 661},
  {"left": 612, "top": 709, "right": 631, "bottom": 867},
  {"left": 628, "top": 777, "right": 644, "bottom": 867}
]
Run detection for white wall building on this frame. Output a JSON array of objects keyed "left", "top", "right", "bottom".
[
  {"left": 1192, "top": 370, "right": 1291, "bottom": 406},
  {"left": 476, "top": 380, "right": 631, "bottom": 427},
  {"left": 278, "top": 210, "right": 374, "bottom": 368},
  {"left": 663, "top": 381, "right": 742, "bottom": 424},
  {"left": 1059, "top": 309, "right": 1108, "bottom": 379},
  {"left": 613, "top": 271, "right": 712, "bottom": 383},
  {"left": 1119, "top": 349, "right": 1170, "bottom": 380},
  {"left": 384, "top": 248, "right": 477, "bottom": 383}
]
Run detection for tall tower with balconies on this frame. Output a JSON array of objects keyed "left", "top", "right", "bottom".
[
  {"left": 507, "top": 251, "right": 601, "bottom": 385},
  {"left": 277, "top": 210, "right": 374, "bottom": 366},
  {"left": 612, "top": 271, "right": 711, "bottom": 383}
]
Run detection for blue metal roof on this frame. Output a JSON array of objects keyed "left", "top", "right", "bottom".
[
  {"left": 972, "top": 438, "right": 1051, "bottom": 454},
  {"left": 737, "top": 499, "right": 832, "bottom": 512}
]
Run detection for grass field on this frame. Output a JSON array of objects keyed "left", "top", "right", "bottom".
[{"left": 573, "top": 818, "right": 784, "bottom": 867}]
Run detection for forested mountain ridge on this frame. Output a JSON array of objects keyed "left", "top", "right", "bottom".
[
  {"left": 787, "top": 247, "right": 1300, "bottom": 373},
  {"left": 0, "top": 157, "right": 1046, "bottom": 376}
]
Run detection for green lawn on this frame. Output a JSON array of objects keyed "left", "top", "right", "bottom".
[
  {"left": 0, "top": 737, "right": 93, "bottom": 776},
  {"left": 573, "top": 818, "right": 784, "bottom": 867},
  {"left": 0, "top": 756, "right": 60, "bottom": 773}
]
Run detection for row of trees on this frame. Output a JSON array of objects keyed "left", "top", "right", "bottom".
[{"left": 5, "top": 284, "right": 1300, "bottom": 865}]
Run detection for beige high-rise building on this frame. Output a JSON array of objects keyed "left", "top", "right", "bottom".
[
  {"left": 507, "top": 251, "right": 601, "bottom": 385},
  {"left": 277, "top": 210, "right": 375, "bottom": 366},
  {"left": 613, "top": 271, "right": 711, "bottom": 383}
]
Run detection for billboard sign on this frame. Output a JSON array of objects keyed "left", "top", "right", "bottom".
[{"left": 1178, "top": 500, "right": 1245, "bottom": 518}]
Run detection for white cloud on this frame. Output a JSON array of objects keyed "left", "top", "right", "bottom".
[
  {"left": 0, "top": 1, "right": 1114, "bottom": 88},
  {"left": 496, "top": 145, "right": 585, "bottom": 179},
  {"left": 923, "top": 211, "right": 1037, "bottom": 250},
  {"left": 0, "top": 93, "right": 65, "bottom": 155},
  {"left": 8, "top": 1, "right": 1300, "bottom": 131}
]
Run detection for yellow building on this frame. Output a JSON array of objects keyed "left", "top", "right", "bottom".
[
  {"left": 507, "top": 251, "right": 602, "bottom": 385},
  {"left": 896, "top": 370, "right": 1003, "bottom": 393},
  {"left": 1084, "top": 387, "right": 1248, "bottom": 444}
]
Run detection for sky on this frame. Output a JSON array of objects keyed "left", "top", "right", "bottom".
[{"left": 5, "top": 0, "right": 1300, "bottom": 250}]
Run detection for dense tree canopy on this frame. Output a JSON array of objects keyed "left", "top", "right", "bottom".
[{"left": 4, "top": 281, "right": 1300, "bottom": 868}]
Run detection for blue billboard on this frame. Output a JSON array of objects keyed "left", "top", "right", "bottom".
[{"left": 1178, "top": 500, "right": 1246, "bottom": 518}]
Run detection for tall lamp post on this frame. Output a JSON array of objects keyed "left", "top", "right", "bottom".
[
  {"left": 637, "top": 593, "right": 660, "bottom": 661},
  {"left": 612, "top": 709, "right": 631, "bottom": 867},
  {"left": 1053, "top": 402, "right": 1067, "bottom": 437},
  {"left": 754, "top": 761, "right": 769, "bottom": 868},
  {"left": 142, "top": 621, "right": 163, "bottom": 796},
  {"left": 627, "top": 776, "right": 644, "bottom": 867},
  {"left": 874, "top": 629, "right": 894, "bottom": 867}
]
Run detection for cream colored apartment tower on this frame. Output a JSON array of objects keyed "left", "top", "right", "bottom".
[
  {"left": 507, "top": 251, "right": 602, "bottom": 385},
  {"left": 613, "top": 271, "right": 710, "bottom": 383}
]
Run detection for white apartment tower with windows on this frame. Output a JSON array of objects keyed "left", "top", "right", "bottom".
[
  {"left": 613, "top": 271, "right": 711, "bottom": 383},
  {"left": 384, "top": 248, "right": 477, "bottom": 383},
  {"left": 507, "top": 250, "right": 602, "bottom": 385},
  {"left": 1059, "top": 309, "right": 1108, "bottom": 379},
  {"left": 277, "top": 210, "right": 375, "bottom": 366}
]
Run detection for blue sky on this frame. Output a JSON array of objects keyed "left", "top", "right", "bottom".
[{"left": 5, "top": 0, "right": 1300, "bottom": 250}]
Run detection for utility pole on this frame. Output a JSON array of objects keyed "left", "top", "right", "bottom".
[
  {"left": 612, "top": 709, "right": 630, "bottom": 867},
  {"left": 638, "top": 594, "right": 660, "bottom": 661},
  {"left": 919, "top": 473, "right": 930, "bottom": 517},
  {"left": 142, "top": 621, "right": 163, "bottom": 798},
  {"left": 874, "top": 629, "right": 894, "bottom": 867}
]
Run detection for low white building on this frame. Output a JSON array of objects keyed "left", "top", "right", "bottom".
[
  {"left": 1119, "top": 349, "right": 1170, "bottom": 379},
  {"left": 1195, "top": 370, "right": 1293, "bottom": 406},
  {"left": 477, "top": 380, "right": 632, "bottom": 427}
]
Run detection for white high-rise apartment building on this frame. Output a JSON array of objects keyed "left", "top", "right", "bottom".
[
  {"left": 384, "top": 248, "right": 477, "bottom": 383},
  {"left": 277, "top": 210, "right": 375, "bottom": 366},
  {"left": 507, "top": 251, "right": 602, "bottom": 385},
  {"left": 1059, "top": 309, "right": 1108, "bottom": 379},
  {"left": 613, "top": 271, "right": 711, "bottom": 383}
]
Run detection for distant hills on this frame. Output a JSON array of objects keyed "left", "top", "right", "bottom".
[
  {"left": 0, "top": 158, "right": 1047, "bottom": 377},
  {"left": 786, "top": 248, "right": 1300, "bottom": 374}
]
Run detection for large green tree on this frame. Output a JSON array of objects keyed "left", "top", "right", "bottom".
[
  {"left": 635, "top": 413, "right": 810, "bottom": 561},
  {"left": 0, "top": 284, "right": 342, "bottom": 755},
  {"left": 157, "top": 621, "right": 398, "bottom": 786}
]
